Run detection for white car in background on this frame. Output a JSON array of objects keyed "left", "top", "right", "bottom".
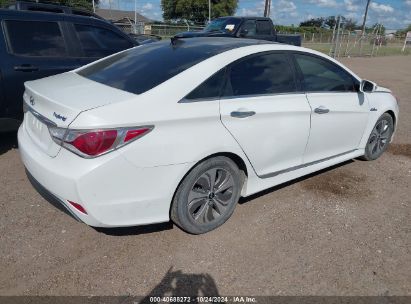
[{"left": 18, "top": 38, "right": 399, "bottom": 234}]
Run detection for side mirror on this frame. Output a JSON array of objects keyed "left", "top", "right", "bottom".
[{"left": 360, "top": 80, "right": 377, "bottom": 93}]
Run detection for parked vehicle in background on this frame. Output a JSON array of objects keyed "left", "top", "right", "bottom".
[
  {"left": 175, "top": 16, "right": 301, "bottom": 46},
  {"left": 18, "top": 38, "right": 398, "bottom": 234},
  {"left": 128, "top": 33, "right": 162, "bottom": 44},
  {"left": 0, "top": 2, "right": 138, "bottom": 132}
]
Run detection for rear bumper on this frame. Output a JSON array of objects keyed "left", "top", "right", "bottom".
[{"left": 18, "top": 123, "right": 194, "bottom": 227}]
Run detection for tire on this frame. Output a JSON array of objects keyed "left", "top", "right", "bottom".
[
  {"left": 171, "top": 156, "right": 242, "bottom": 234},
  {"left": 361, "top": 113, "right": 394, "bottom": 161}
]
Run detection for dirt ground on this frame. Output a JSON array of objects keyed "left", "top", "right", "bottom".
[{"left": 0, "top": 56, "right": 410, "bottom": 297}]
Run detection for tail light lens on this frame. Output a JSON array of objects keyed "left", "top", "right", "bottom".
[{"left": 48, "top": 126, "right": 153, "bottom": 158}]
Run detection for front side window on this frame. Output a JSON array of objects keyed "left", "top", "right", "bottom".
[
  {"left": 4, "top": 20, "right": 67, "bottom": 56},
  {"left": 223, "top": 52, "right": 296, "bottom": 97},
  {"left": 204, "top": 17, "right": 241, "bottom": 33},
  {"left": 74, "top": 24, "right": 133, "bottom": 57},
  {"left": 294, "top": 53, "right": 357, "bottom": 92}
]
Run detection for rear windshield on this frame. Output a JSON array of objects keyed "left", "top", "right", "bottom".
[{"left": 77, "top": 39, "right": 254, "bottom": 95}]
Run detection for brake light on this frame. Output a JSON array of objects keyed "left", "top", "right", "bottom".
[
  {"left": 71, "top": 130, "right": 117, "bottom": 156},
  {"left": 48, "top": 126, "right": 153, "bottom": 158}
]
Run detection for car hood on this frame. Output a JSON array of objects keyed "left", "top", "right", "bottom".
[{"left": 24, "top": 71, "right": 136, "bottom": 128}]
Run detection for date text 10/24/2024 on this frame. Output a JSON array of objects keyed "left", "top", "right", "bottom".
[{"left": 145, "top": 296, "right": 257, "bottom": 303}]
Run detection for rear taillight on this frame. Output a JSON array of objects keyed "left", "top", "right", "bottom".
[{"left": 48, "top": 126, "right": 153, "bottom": 158}]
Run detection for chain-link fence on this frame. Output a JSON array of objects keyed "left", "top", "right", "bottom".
[
  {"left": 115, "top": 22, "right": 205, "bottom": 38},
  {"left": 146, "top": 24, "right": 205, "bottom": 38},
  {"left": 292, "top": 31, "right": 410, "bottom": 57},
  {"left": 114, "top": 21, "right": 410, "bottom": 57}
]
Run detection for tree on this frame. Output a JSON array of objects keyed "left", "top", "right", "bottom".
[
  {"left": 299, "top": 17, "right": 324, "bottom": 27},
  {"left": 161, "top": 0, "right": 238, "bottom": 24},
  {"left": 370, "top": 23, "right": 386, "bottom": 35},
  {"left": 0, "top": 0, "right": 11, "bottom": 7}
]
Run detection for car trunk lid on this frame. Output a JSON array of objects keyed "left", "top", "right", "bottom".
[{"left": 23, "top": 71, "right": 136, "bottom": 157}]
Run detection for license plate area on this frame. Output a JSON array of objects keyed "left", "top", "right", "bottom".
[{"left": 24, "top": 111, "right": 61, "bottom": 157}]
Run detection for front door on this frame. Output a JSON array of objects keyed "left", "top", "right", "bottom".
[{"left": 292, "top": 53, "right": 369, "bottom": 163}]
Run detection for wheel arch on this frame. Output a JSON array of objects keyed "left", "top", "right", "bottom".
[
  {"left": 169, "top": 151, "right": 250, "bottom": 219},
  {"left": 385, "top": 110, "right": 397, "bottom": 131}
]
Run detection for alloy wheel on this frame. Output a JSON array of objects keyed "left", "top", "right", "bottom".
[
  {"left": 187, "top": 168, "right": 235, "bottom": 224},
  {"left": 368, "top": 119, "right": 391, "bottom": 158}
]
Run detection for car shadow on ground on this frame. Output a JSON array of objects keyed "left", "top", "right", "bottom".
[
  {"left": 0, "top": 132, "right": 18, "bottom": 155},
  {"left": 239, "top": 160, "right": 354, "bottom": 205},
  {"left": 139, "top": 267, "right": 220, "bottom": 303},
  {"left": 95, "top": 222, "right": 174, "bottom": 236}
]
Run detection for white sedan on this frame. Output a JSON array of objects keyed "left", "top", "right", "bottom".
[{"left": 18, "top": 38, "right": 399, "bottom": 234}]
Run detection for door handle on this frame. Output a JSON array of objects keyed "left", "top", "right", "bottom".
[
  {"left": 230, "top": 111, "right": 256, "bottom": 118},
  {"left": 14, "top": 65, "right": 39, "bottom": 72},
  {"left": 314, "top": 106, "right": 330, "bottom": 114}
]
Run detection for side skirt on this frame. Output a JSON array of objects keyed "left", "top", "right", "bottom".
[{"left": 243, "top": 149, "right": 364, "bottom": 197}]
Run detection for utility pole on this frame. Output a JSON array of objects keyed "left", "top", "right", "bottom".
[
  {"left": 209, "top": 0, "right": 211, "bottom": 22},
  {"left": 361, "top": 0, "right": 371, "bottom": 35},
  {"left": 134, "top": 0, "right": 137, "bottom": 34},
  {"left": 92, "top": 0, "right": 95, "bottom": 13},
  {"left": 263, "top": 0, "right": 269, "bottom": 17}
]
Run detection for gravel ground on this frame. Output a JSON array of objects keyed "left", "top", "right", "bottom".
[{"left": 0, "top": 56, "right": 410, "bottom": 297}]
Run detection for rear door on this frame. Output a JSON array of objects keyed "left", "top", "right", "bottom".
[
  {"left": 1, "top": 16, "right": 79, "bottom": 120},
  {"left": 292, "top": 52, "right": 369, "bottom": 163},
  {"left": 219, "top": 52, "right": 311, "bottom": 177}
]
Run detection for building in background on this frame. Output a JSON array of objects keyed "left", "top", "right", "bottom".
[{"left": 96, "top": 8, "right": 151, "bottom": 33}]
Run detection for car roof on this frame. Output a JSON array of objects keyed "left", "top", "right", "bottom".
[
  {"left": 214, "top": 16, "right": 272, "bottom": 21},
  {"left": 0, "top": 7, "right": 106, "bottom": 22}
]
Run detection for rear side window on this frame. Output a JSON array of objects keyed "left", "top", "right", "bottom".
[
  {"left": 223, "top": 52, "right": 296, "bottom": 97},
  {"left": 74, "top": 24, "right": 133, "bottom": 57},
  {"left": 185, "top": 69, "right": 226, "bottom": 100},
  {"left": 294, "top": 54, "right": 357, "bottom": 92},
  {"left": 256, "top": 20, "right": 272, "bottom": 35},
  {"left": 4, "top": 20, "right": 67, "bottom": 56}
]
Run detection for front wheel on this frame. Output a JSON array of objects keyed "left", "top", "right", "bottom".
[
  {"left": 362, "top": 113, "right": 394, "bottom": 161},
  {"left": 171, "top": 156, "right": 242, "bottom": 234}
]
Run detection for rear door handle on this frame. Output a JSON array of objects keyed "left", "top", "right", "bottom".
[
  {"left": 314, "top": 106, "right": 330, "bottom": 114},
  {"left": 230, "top": 111, "right": 256, "bottom": 118},
  {"left": 14, "top": 65, "right": 39, "bottom": 72}
]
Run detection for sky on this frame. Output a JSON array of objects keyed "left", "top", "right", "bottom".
[{"left": 98, "top": 0, "right": 411, "bottom": 30}]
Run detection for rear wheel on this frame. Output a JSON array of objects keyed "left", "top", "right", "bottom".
[
  {"left": 362, "top": 113, "right": 394, "bottom": 161},
  {"left": 171, "top": 156, "right": 242, "bottom": 234}
]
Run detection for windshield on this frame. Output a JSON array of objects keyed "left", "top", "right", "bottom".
[{"left": 204, "top": 18, "right": 241, "bottom": 33}]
